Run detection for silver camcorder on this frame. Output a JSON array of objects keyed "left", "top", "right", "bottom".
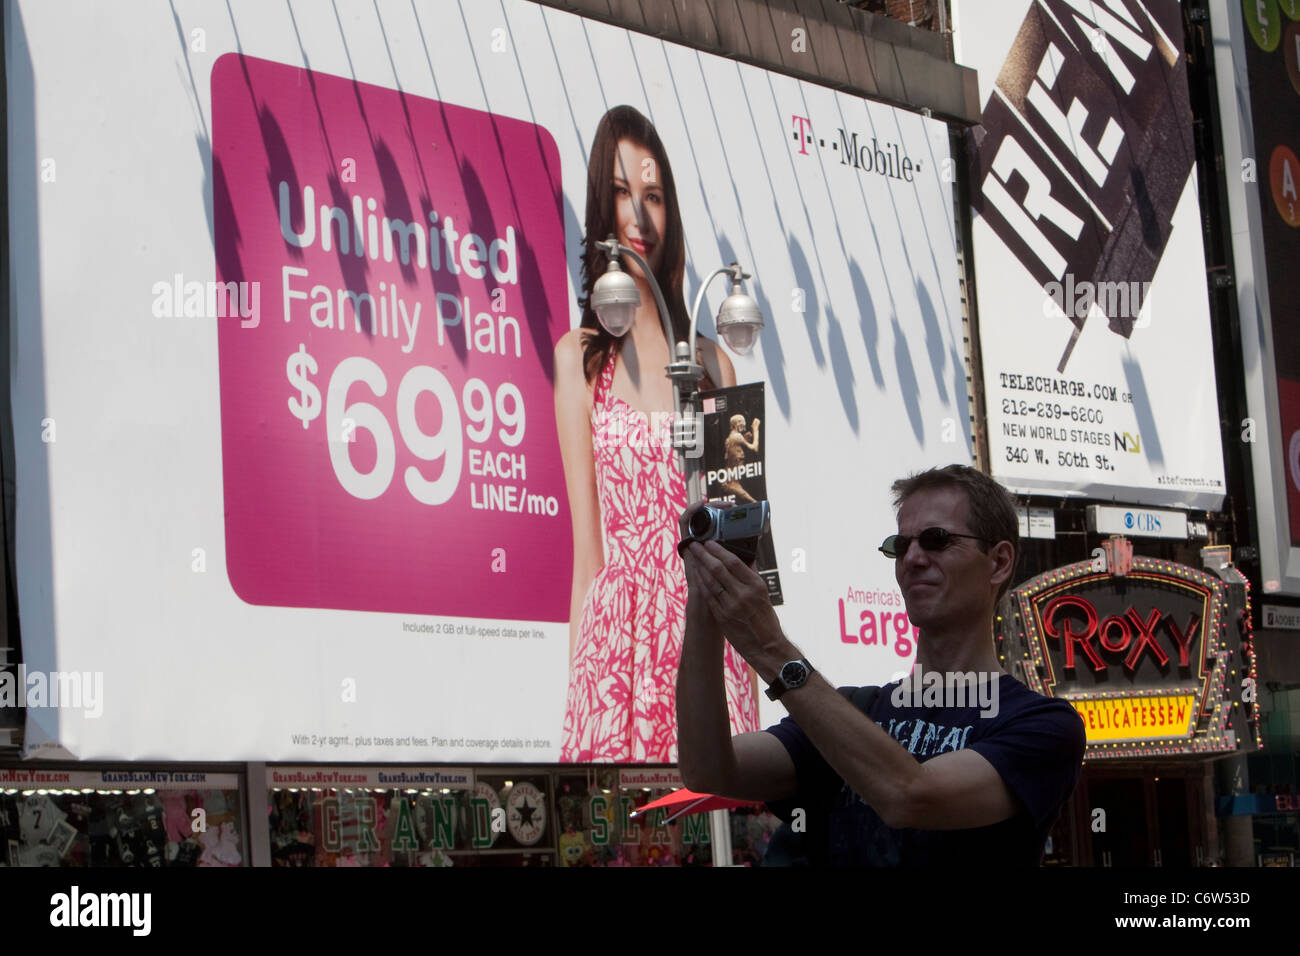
[{"left": 679, "top": 501, "right": 770, "bottom": 563}]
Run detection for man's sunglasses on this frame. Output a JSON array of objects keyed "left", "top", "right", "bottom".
[{"left": 878, "top": 527, "right": 990, "bottom": 559}]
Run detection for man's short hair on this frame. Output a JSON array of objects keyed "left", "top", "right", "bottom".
[{"left": 889, "top": 464, "right": 1020, "bottom": 603}]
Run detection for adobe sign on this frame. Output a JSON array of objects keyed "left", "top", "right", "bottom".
[{"left": 997, "top": 555, "right": 1259, "bottom": 759}]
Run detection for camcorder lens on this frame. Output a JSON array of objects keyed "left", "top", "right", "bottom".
[{"left": 688, "top": 509, "right": 716, "bottom": 539}]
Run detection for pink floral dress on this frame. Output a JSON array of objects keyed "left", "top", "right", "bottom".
[{"left": 561, "top": 345, "right": 759, "bottom": 762}]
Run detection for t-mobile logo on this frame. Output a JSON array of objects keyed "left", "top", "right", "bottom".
[{"left": 791, "top": 115, "right": 813, "bottom": 155}]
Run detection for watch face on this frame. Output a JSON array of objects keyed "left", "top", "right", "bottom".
[{"left": 781, "top": 661, "right": 808, "bottom": 686}]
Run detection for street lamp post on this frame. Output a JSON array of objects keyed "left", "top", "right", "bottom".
[
  {"left": 590, "top": 236, "right": 765, "bottom": 504},
  {"left": 590, "top": 237, "right": 765, "bottom": 868}
]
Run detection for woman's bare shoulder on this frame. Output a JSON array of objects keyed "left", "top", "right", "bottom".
[
  {"left": 555, "top": 326, "right": 591, "bottom": 356},
  {"left": 554, "top": 328, "right": 600, "bottom": 405},
  {"left": 555, "top": 328, "right": 596, "bottom": 372}
]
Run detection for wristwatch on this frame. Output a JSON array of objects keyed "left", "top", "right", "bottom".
[{"left": 765, "top": 659, "right": 814, "bottom": 701}]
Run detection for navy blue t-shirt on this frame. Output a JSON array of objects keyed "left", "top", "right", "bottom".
[{"left": 765, "top": 674, "right": 1086, "bottom": 866}]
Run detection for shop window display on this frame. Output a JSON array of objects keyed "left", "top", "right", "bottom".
[
  {"left": 263, "top": 768, "right": 780, "bottom": 866},
  {"left": 0, "top": 783, "right": 243, "bottom": 867},
  {"left": 1247, "top": 752, "right": 1300, "bottom": 865},
  {"left": 270, "top": 787, "right": 447, "bottom": 866},
  {"left": 267, "top": 772, "right": 555, "bottom": 866},
  {"left": 730, "top": 806, "right": 783, "bottom": 867},
  {"left": 554, "top": 771, "right": 727, "bottom": 866}
]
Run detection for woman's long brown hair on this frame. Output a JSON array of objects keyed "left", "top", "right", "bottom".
[{"left": 577, "top": 105, "right": 713, "bottom": 390}]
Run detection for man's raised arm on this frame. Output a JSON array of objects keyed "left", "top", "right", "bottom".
[{"left": 676, "top": 505, "right": 796, "bottom": 802}]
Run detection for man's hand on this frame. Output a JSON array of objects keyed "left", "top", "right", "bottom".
[
  {"left": 682, "top": 540, "right": 775, "bottom": 664},
  {"left": 679, "top": 500, "right": 724, "bottom": 630},
  {"left": 679, "top": 500, "right": 787, "bottom": 670}
]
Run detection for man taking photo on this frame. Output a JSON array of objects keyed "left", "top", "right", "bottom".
[{"left": 676, "top": 464, "right": 1086, "bottom": 865}]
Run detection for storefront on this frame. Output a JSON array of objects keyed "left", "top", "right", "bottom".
[
  {"left": 1244, "top": 660, "right": 1300, "bottom": 865},
  {"left": 0, "top": 766, "right": 247, "bottom": 868},
  {"left": 0, "top": 761, "right": 787, "bottom": 867},
  {"left": 997, "top": 541, "right": 1261, "bottom": 866},
  {"left": 262, "top": 766, "right": 779, "bottom": 868}
]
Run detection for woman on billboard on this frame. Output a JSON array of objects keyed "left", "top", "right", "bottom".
[{"left": 553, "top": 105, "right": 758, "bottom": 762}]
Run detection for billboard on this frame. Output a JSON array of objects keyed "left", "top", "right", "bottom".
[
  {"left": 1208, "top": 0, "right": 1300, "bottom": 596},
  {"left": 953, "top": 0, "right": 1226, "bottom": 510},
  {"left": 8, "top": 0, "right": 966, "bottom": 761}
]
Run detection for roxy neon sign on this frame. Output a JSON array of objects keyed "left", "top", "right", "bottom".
[{"left": 1041, "top": 595, "right": 1199, "bottom": 674}]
